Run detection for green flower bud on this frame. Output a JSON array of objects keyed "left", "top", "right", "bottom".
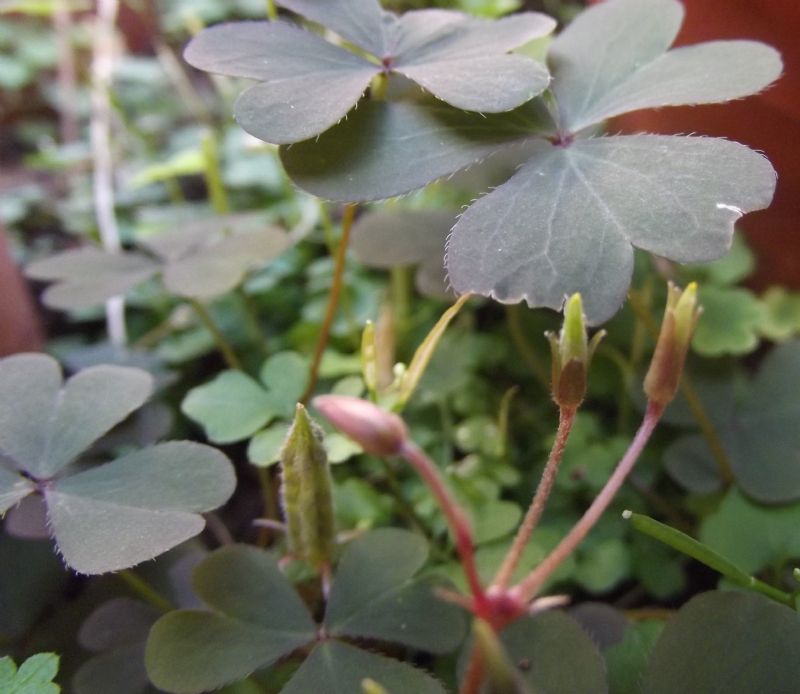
[
  {"left": 546, "top": 294, "right": 605, "bottom": 410},
  {"left": 644, "top": 282, "right": 702, "bottom": 407},
  {"left": 313, "top": 395, "right": 408, "bottom": 456},
  {"left": 361, "top": 321, "right": 378, "bottom": 397},
  {"left": 279, "top": 404, "right": 335, "bottom": 568}
]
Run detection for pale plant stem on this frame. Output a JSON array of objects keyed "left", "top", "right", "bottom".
[
  {"left": 399, "top": 441, "right": 485, "bottom": 608},
  {"left": 266, "top": 0, "right": 278, "bottom": 20},
  {"left": 493, "top": 406, "right": 576, "bottom": 589},
  {"left": 513, "top": 401, "right": 665, "bottom": 603},
  {"left": 91, "top": 0, "right": 126, "bottom": 346},
  {"left": 301, "top": 204, "right": 356, "bottom": 403}
]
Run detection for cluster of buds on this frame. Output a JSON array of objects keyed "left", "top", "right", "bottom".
[
  {"left": 644, "top": 282, "right": 702, "bottom": 408},
  {"left": 546, "top": 293, "right": 605, "bottom": 410}
]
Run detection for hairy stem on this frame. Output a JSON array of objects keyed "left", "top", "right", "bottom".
[
  {"left": 493, "top": 406, "right": 576, "bottom": 589},
  {"left": 301, "top": 204, "right": 356, "bottom": 403},
  {"left": 188, "top": 299, "right": 242, "bottom": 370},
  {"left": 399, "top": 441, "right": 485, "bottom": 608},
  {"left": 514, "top": 401, "right": 664, "bottom": 602},
  {"left": 628, "top": 291, "right": 733, "bottom": 483}
]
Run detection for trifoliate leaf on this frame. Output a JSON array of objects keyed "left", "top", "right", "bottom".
[
  {"left": 0, "top": 354, "right": 235, "bottom": 574},
  {"left": 757, "top": 287, "right": 800, "bottom": 342},
  {"left": 446, "top": 136, "right": 775, "bottom": 324}
]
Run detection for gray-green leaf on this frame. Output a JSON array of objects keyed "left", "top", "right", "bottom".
[
  {"left": 446, "top": 135, "right": 775, "bottom": 324},
  {"left": 642, "top": 591, "right": 800, "bottom": 693},
  {"left": 280, "top": 100, "right": 550, "bottom": 202},
  {"left": 549, "top": 0, "right": 781, "bottom": 133},
  {"left": 45, "top": 442, "right": 235, "bottom": 574},
  {"left": 282, "top": 640, "right": 446, "bottom": 694}
]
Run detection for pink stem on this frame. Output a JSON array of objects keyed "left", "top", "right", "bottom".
[
  {"left": 400, "top": 441, "right": 486, "bottom": 610},
  {"left": 513, "top": 401, "right": 664, "bottom": 603},
  {"left": 493, "top": 407, "right": 576, "bottom": 589}
]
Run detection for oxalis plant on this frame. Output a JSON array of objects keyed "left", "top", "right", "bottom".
[{"left": 5, "top": 0, "right": 800, "bottom": 692}]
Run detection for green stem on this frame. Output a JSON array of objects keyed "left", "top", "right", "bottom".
[
  {"left": 118, "top": 570, "right": 173, "bottom": 613},
  {"left": 188, "top": 298, "right": 242, "bottom": 370},
  {"left": 301, "top": 204, "right": 357, "bottom": 403},
  {"left": 505, "top": 305, "right": 550, "bottom": 388},
  {"left": 201, "top": 130, "right": 230, "bottom": 214},
  {"left": 265, "top": 0, "right": 278, "bottom": 20},
  {"left": 626, "top": 511, "right": 795, "bottom": 609},
  {"left": 256, "top": 466, "right": 277, "bottom": 548},
  {"left": 493, "top": 406, "right": 576, "bottom": 589}
]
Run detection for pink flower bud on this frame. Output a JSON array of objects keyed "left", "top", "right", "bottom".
[{"left": 312, "top": 395, "right": 408, "bottom": 456}]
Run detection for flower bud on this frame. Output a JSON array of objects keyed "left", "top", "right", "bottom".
[
  {"left": 313, "top": 395, "right": 408, "bottom": 456},
  {"left": 546, "top": 294, "right": 604, "bottom": 410},
  {"left": 644, "top": 282, "right": 702, "bottom": 407},
  {"left": 279, "top": 404, "right": 335, "bottom": 568}
]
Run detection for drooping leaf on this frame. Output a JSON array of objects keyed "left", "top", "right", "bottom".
[
  {"left": 325, "top": 528, "right": 467, "bottom": 653},
  {"left": 700, "top": 489, "right": 800, "bottom": 576},
  {"left": 642, "top": 591, "right": 800, "bottom": 693},
  {"left": 181, "top": 371, "right": 281, "bottom": 444},
  {"left": 548, "top": 0, "right": 782, "bottom": 133},
  {"left": 282, "top": 640, "right": 446, "bottom": 694},
  {"left": 498, "top": 612, "right": 607, "bottom": 693},
  {"left": 45, "top": 442, "right": 235, "bottom": 574},
  {"left": 0, "top": 653, "right": 60, "bottom": 694},
  {"left": 692, "top": 286, "right": 765, "bottom": 356},
  {"left": 185, "top": 21, "right": 379, "bottom": 145},
  {"left": 26, "top": 248, "right": 158, "bottom": 310},
  {"left": 446, "top": 135, "right": 776, "bottom": 324},
  {"left": 0, "top": 354, "right": 154, "bottom": 478},
  {"left": 146, "top": 545, "right": 316, "bottom": 694},
  {"left": 280, "top": 100, "right": 550, "bottom": 202},
  {"left": 352, "top": 209, "right": 455, "bottom": 298}
]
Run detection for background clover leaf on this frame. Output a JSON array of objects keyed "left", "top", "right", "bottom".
[
  {"left": 0, "top": 354, "right": 236, "bottom": 574},
  {"left": 27, "top": 214, "right": 290, "bottom": 309},
  {"left": 181, "top": 351, "right": 308, "bottom": 444},
  {"left": 446, "top": 136, "right": 776, "bottom": 324},
  {"left": 641, "top": 591, "right": 800, "bottom": 693},
  {"left": 146, "top": 530, "right": 463, "bottom": 693},
  {"left": 691, "top": 286, "right": 766, "bottom": 356},
  {"left": 662, "top": 341, "right": 800, "bottom": 502},
  {"left": 548, "top": 0, "right": 782, "bottom": 134},
  {"left": 0, "top": 653, "right": 60, "bottom": 694},
  {"left": 352, "top": 209, "right": 455, "bottom": 299}
]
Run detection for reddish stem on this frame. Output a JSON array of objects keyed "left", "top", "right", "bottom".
[
  {"left": 513, "top": 401, "right": 665, "bottom": 603},
  {"left": 460, "top": 645, "right": 484, "bottom": 694},
  {"left": 399, "top": 441, "right": 487, "bottom": 612},
  {"left": 493, "top": 406, "right": 576, "bottom": 589}
]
